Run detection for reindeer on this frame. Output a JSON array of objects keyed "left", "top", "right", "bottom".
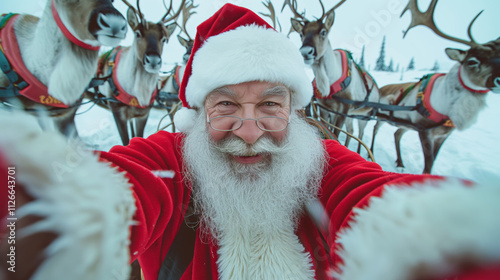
[
  {"left": 370, "top": 0, "right": 500, "bottom": 174},
  {"left": 156, "top": 0, "right": 197, "bottom": 117},
  {"left": 285, "top": 0, "right": 380, "bottom": 153},
  {"left": 0, "top": 0, "right": 127, "bottom": 137},
  {"left": 92, "top": 0, "right": 185, "bottom": 146}
]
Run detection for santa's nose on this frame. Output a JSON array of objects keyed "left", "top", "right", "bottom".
[{"left": 232, "top": 118, "right": 265, "bottom": 145}]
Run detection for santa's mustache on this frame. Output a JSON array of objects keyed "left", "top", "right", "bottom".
[{"left": 214, "top": 136, "right": 289, "bottom": 157}]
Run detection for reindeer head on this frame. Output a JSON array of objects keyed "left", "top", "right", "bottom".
[
  {"left": 285, "top": 0, "right": 345, "bottom": 65},
  {"left": 177, "top": 35, "right": 194, "bottom": 64},
  {"left": 123, "top": 0, "right": 185, "bottom": 73},
  {"left": 402, "top": 0, "right": 500, "bottom": 93},
  {"left": 176, "top": 1, "right": 197, "bottom": 65},
  {"left": 56, "top": 0, "right": 127, "bottom": 47},
  {"left": 445, "top": 38, "right": 500, "bottom": 93}
]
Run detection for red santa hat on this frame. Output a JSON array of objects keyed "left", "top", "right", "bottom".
[{"left": 173, "top": 3, "right": 312, "bottom": 132}]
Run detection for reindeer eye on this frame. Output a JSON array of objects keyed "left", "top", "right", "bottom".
[
  {"left": 466, "top": 57, "right": 480, "bottom": 67},
  {"left": 161, "top": 37, "right": 167, "bottom": 44},
  {"left": 135, "top": 31, "right": 141, "bottom": 38},
  {"left": 320, "top": 29, "right": 327, "bottom": 37}
]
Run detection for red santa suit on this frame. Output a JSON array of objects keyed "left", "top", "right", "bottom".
[
  {"left": 100, "top": 131, "right": 426, "bottom": 279},
  {"left": 98, "top": 131, "right": 499, "bottom": 280},
  {"left": 0, "top": 3, "right": 499, "bottom": 280}
]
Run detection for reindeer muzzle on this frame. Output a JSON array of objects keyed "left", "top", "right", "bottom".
[{"left": 488, "top": 58, "right": 500, "bottom": 93}]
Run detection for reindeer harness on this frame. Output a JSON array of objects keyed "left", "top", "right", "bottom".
[
  {"left": 313, "top": 49, "right": 351, "bottom": 98},
  {"left": 312, "top": 49, "right": 376, "bottom": 101},
  {"left": 50, "top": 0, "right": 100, "bottom": 51},
  {"left": 393, "top": 73, "right": 454, "bottom": 127},
  {"left": 414, "top": 73, "right": 454, "bottom": 126},
  {"left": 172, "top": 65, "right": 182, "bottom": 92},
  {"left": 96, "top": 47, "right": 157, "bottom": 108},
  {"left": 0, "top": 14, "right": 70, "bottom": 108}
]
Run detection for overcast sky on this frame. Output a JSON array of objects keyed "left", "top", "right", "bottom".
[{"left": 4, "top": 0, "right": 499, "bottom": 72}]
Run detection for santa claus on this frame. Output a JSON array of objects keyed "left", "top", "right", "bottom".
[{"left": 1, "top": 3, "right": 500, "bottom": 280}]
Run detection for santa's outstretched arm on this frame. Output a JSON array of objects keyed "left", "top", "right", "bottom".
[
  {"left": 0, "top": 111, "right": 138, "bottom": 280},
  {"left": 319, "top": 142, "right": 500, "bottom": 280}
]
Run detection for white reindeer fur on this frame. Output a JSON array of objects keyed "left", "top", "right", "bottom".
[
  {"left": 312, "top": 41, "right": 378, "bottom": 104},
  {"left": 311, "top": 40, "right": 339, "bottom": 99},
  {"left": 335, "top": 179, "right": 500, "bottom": 280},
  {"left": 0, "top": 111, "right": 135, "bottom": 280},
  {"left": 388, "top": 64, "right": 488, "bottom": 131},
  {"left": 433, "top": 64, "right": 487, "bottom": 130},
  {"left": 15, "top": 0, "right": 100, "bottom": 105},
  {"left": 107, "top": 47, "right": 159, "bottom": 107},
  {"left": 160, "top": 64, "right": 186, "bottom": 96}
]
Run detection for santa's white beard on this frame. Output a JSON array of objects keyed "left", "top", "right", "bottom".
[{"left": 182, "top": 111, "right": 326, "bottom": 279}]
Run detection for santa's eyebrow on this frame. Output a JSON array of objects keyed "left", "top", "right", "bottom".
[
  {"left": 262, "top": 85, "right": 290, "bottom": 97},
  {"left": 208, "top": 87, "right": 236, "bottom": 98},
  {"left": 207, "top": 85, "right": 290, "bottom": 101}
]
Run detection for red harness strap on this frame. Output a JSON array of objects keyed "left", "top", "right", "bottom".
[
  {"left": 0, "top": 15, "right": 70, "bottom": 108},
  {"left": 416, "top": 73, "right": 455, "bottom": 126},
  {"left": 51, "top": 0, "right": 100, "bottom": 51},
  {"left": 313, "top": 49, "right": 351, "bottom": 99},
  {"left": 111, "top": 49, "right": 157, "bottom": 108},
  {"left": 174, "top": 65, "right": 182, "bottom": 87},
  {"left": 458, "top": 65, "right": 490, "bottom": 94}
]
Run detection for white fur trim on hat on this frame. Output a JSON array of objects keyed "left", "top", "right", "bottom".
[
  {"left": 185, "top": 24, "right": 312, "bottom": 110},
  {"left": 173, "top": 107, "right": 198, "bottom": 132}
]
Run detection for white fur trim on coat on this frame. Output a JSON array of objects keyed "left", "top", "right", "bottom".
[
  {"left": 334, "top": 179, "right": 500, "bottom": 280},
  {"left": 0, "top": 111, "right": 135, "bottom": 280},
  {"left": 185, "top": 24, "right": 312, "bottom": 110}
]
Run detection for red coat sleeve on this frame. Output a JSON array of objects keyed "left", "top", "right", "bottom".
[
  {"left": 99, "top": 131, "right": 191, "bottom": 275},
  {"left": 318, "top": 140, "right": 440, "bottom": 268}
]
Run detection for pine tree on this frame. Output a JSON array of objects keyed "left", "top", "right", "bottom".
[
  {"left": 387, "top": 58, "right": 394, "bottom": 72},
  {"left": 359, "top": 45, "right": 365, "bottom": 68},
  {"left": 374, "top": 36, "right": 386, "bottom": 71},
  {"left": 431, "top": 60, "right": 439, "bottom": 71},
  {"left": 407, "top": 57, "right": 415, "bottom": 70}
]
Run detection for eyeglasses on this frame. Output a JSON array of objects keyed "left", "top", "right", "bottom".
[{"left": 207, "top": 115, "right": 290, "bottom": 132}]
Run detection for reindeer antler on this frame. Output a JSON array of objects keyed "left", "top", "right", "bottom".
[
  {"left": 320, "top": 0, "right": 346, "bottom": 21},
  {"left": 178, "top": 0, "right": 197, "bottom": 40},
  {"left": 281, "top": 0, "right": 305, "bottom": 22},
  {"left": 122, "top": 0, "right": 147, "bottom": 27},
  {"left": 259, "top": 0, "right": 281, "bottom": 31},
  {"left": 160, "top": 0, "right": 186, "bottom": 24},
  {"left": 401, "top": 0, "right": 481, "bottom": 46}
]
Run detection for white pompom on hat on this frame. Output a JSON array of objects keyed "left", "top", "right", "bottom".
[{"left": 173, "top": 3, "right": 312, "bottom": 132}]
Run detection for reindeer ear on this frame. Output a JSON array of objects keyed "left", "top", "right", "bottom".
[
  {"left": 127, "top": 7, "right": 139, "bottom": 30},
  {"left": 177, "top": 35, "right": 189, "bottom": 48},
  {"left": 445, "top": 48, "right": 467, "bottom": 62},
  {"left": 324, "top": 11, "right": 335, "bottom": 30},
  {"left": 163, "top": 22, "right": 177, "bottom": 38},
  {"left": 290, "top": 18, "right": 303, "bottom": 34}
]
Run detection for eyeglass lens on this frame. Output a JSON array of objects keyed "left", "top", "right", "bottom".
[{"left": 210, "top": 116, "right": 288, "bottom": 131}]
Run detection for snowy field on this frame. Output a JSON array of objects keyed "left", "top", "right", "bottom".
[{"left": 73, "top": 67, "right": 500, "bottom": 184}]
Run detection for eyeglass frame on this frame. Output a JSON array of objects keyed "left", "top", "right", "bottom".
[
  {"left": 205, "top": 86, "right": 294, "bottom": 132},
  {"left": 206, "top": 114, "right": 291, "bottom": 132}
]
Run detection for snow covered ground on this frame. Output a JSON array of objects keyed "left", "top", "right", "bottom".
[{"left": 74, "top": 67, "right": 500, "bottom": 184}]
